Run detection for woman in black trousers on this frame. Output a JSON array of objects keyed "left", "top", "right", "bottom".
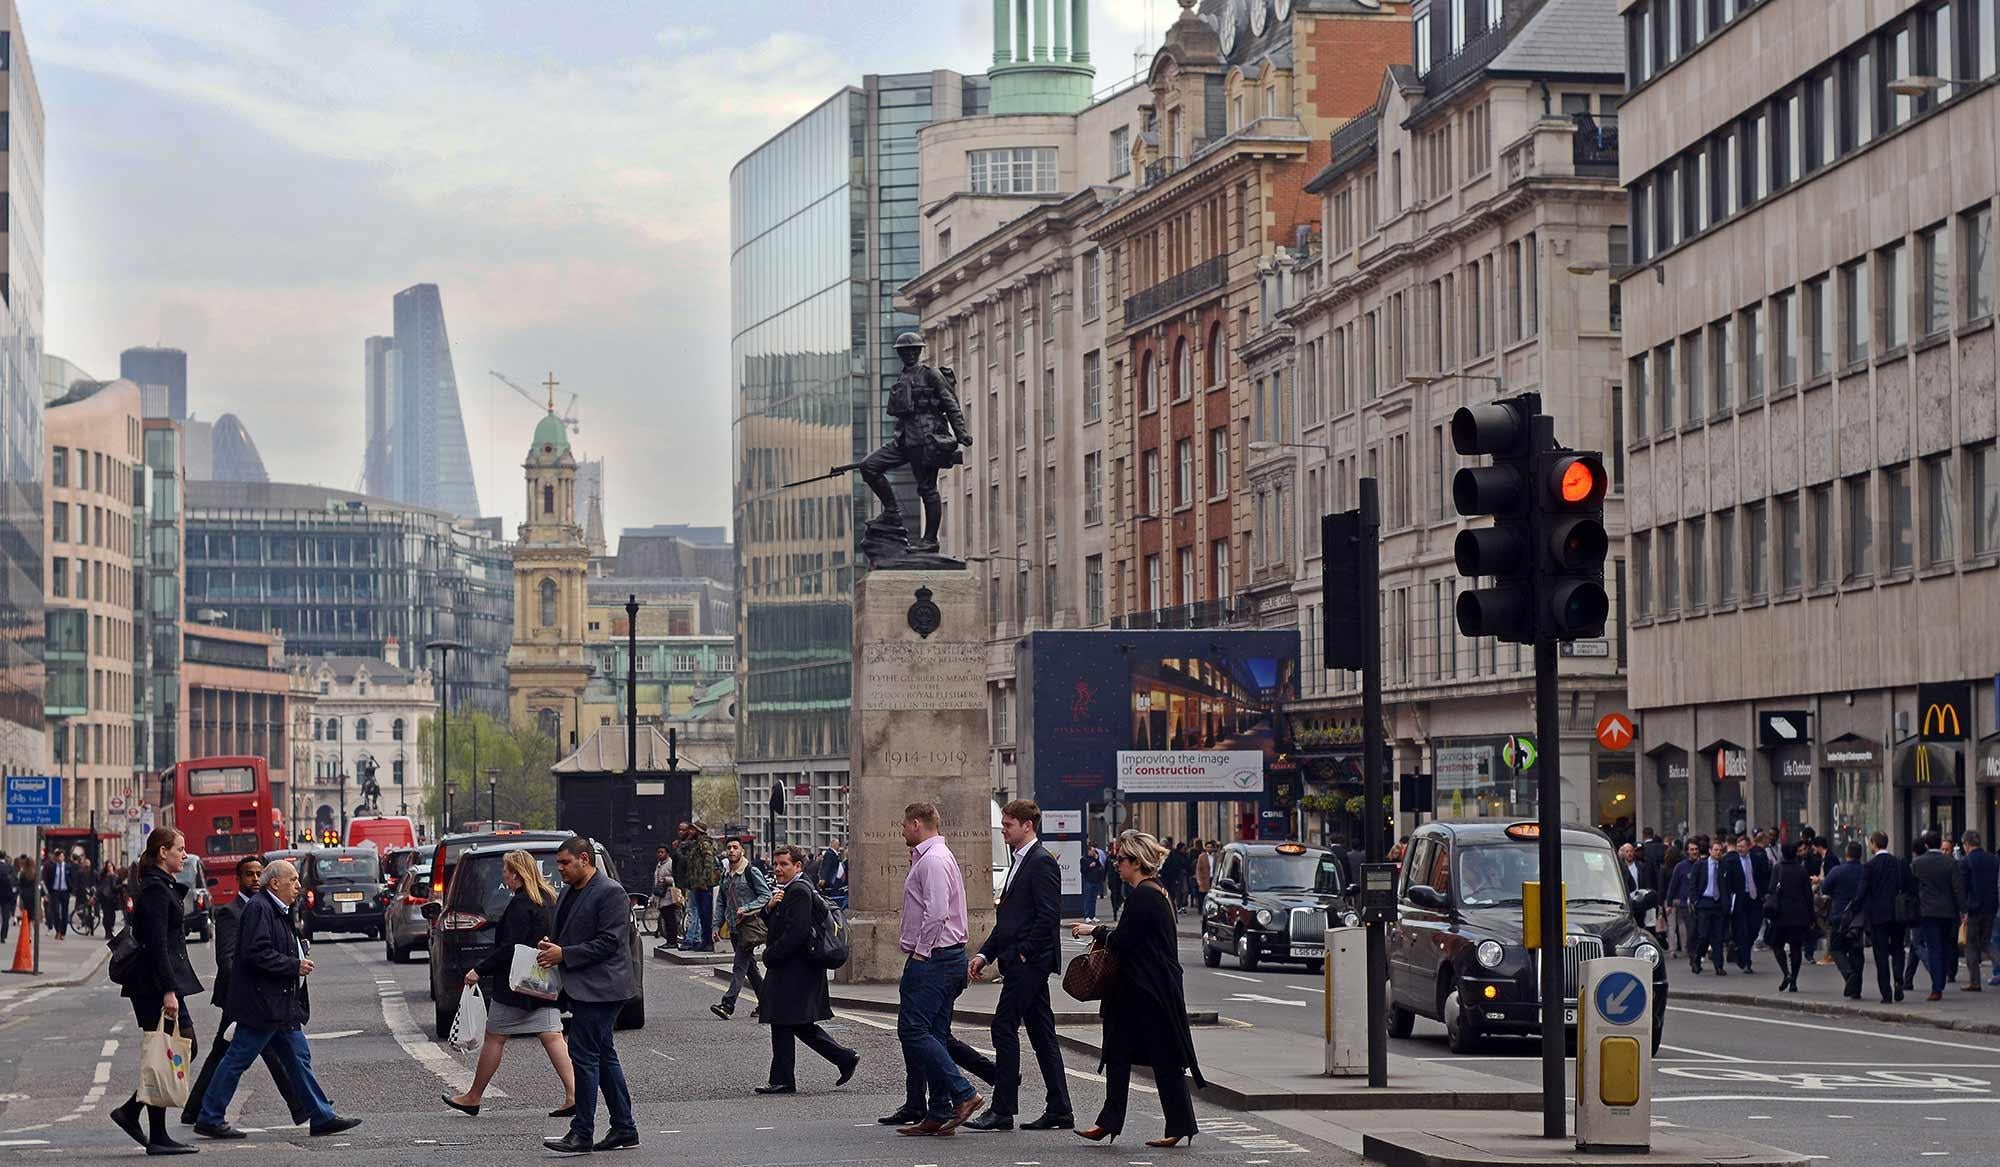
[
  {"left": 1766, "top": 838, "right": 1817, "bottom": 993},
  {"left": 110, "top": 827, "right": 201, "bottom": 1156},
  {"left": 1070, "top": 830, "right": 1205, "bottom": 1147}
]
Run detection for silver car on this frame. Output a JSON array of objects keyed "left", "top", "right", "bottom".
[{"left": 382, "top": 862, "right": 432, "bottom": 964}]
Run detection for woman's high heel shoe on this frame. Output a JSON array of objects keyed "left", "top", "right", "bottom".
[
  {"left": 1076, "top": 1126, "right": 1117, "bottom": 1143},
  {"left": 1146, "top": 1134, "right": 1195, "bottom": 1148}
]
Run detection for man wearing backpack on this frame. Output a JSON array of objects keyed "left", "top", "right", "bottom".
[
  {"left": 1079, "top": 844, "right": 1106, "bottom": 924},
  {"left": 754, "top": 845, "right": 859, "bottom": 1093},
  {"left": 680, "top": 823, "right": 722, "bottom": 952}
]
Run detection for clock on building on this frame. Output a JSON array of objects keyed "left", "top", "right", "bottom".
[
  {"left": 1219, "top": 0, "right": 1241, "bottom": 55},
  {"left": 1249, "top": 0, "right": 1268, "bottom": 38}
]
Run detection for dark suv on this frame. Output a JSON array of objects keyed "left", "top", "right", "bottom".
[
  {"left": 1199, "top": 842, "right": 1354, "bottom": 972},
  {"left": 298, "top": 848, "right": 386, "bottom": 941},
  {"left": 1385, "top": 820, "right": 1667, "bottom": 1055},
  {"left": 174, "top": 855, "right": 213, "bottom": 943},
  {"left": 423, "top": 838, "right": 647, "bottom": 1039}
]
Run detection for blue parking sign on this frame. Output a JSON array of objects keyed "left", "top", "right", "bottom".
[{"left": 4, "top": 775, "right": 62, "bottom": 826}]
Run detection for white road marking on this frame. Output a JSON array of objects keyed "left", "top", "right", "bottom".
[
  {"left": 304, "top": 1029, "right": 363, "bottom": 1040},
  {"left": 98, "top": 1040, "right": 117, "bottom": 1058},
  {"left": 369, "top": 959, "right": 485, "bottom": 1094},
  {"left": 1227, "top": 993, "right": 1306, "bottom": 1008},
  {"left": 90, "top": 1063, "right": 110, "bottom": 1086},
  {"left": 1210, "top": 971, "right": 1262, "bottom": 983},
  {"left": 1656, "top": 1096, "right": 1996, "bottom": 1106},
  {"left": 0, "top": 1140, "right": 52, "bottom": 1147},
  {"left": 1667, "top": 1004, "right": 2000, "bottom": 1053},
  {"left": 1658, "top": 1042, "right": 1752, "bottom": 1063},
  {"left": 648, "top": 1048, "right": 677, "bottom": 1061}
]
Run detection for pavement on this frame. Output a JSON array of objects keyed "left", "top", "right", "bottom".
[
  {"left": 0, "top": 919, "right": 111, "bottom": 990},
  {"left": 1671, "top": 945, "right": 2000, "bottom": 1036}
]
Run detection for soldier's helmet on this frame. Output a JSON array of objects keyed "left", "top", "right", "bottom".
[{"left": 894, "top": 331, "right": 925, "bottom": 355}]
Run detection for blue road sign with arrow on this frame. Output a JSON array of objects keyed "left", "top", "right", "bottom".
[
  {"left": 4, "top": 775, "right": 63, "bottom": 826},
  {"left": 1592, "top": 969, "right": 1648, "bottom": 1027}
]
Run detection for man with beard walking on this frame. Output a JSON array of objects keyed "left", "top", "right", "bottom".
[{"left": 538, "top": 838, "right": 638, "bottom": 1154}]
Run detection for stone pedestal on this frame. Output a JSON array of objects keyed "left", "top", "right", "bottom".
[{"left": 838, "top": 568, "right": 997, "bottom": 983}]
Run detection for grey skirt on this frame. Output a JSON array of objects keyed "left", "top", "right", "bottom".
[{"left": 486, "top": 997, "right": 562, "bottom": 1036}]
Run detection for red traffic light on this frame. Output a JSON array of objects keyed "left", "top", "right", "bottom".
[{"left": 1547, "top": 454, "right": 1607, "bottom": 507}]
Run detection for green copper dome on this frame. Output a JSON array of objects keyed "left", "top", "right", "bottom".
[{"left": 532, "top": 411, "right": 570, "bottom": 456}]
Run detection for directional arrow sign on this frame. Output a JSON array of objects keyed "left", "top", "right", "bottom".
[
  {"left": 1593, "top": 969, "right": 1648, "bottom": 1026},
  {"left": 1596, "top": 713, "right": 1634, "bottom": 752},
  {"left": 1770, "top": 716, "right": 1798, "bottom": 740}
]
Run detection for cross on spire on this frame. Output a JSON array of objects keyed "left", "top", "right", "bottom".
[{"left": 543, "top": 371, "right": 559, "bottom": 411}]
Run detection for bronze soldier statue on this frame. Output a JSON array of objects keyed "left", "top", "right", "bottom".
[{"left": 858, "top": 332, "right": 973, "bottom": 557}]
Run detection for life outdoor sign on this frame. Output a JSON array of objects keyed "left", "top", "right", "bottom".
[{"left": 1919, "top": 682, "right": 1973, "bottom": 741}]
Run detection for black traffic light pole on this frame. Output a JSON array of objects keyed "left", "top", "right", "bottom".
[
  {"left": 1529, "top": 415, "right": 1566, "bottom": 1140},
  {"left": 1357, "top": 478, "right": 1388, "bottom": 1090}
]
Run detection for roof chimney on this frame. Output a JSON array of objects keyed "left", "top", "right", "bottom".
[{"left": 383, "top": 635, "right": 400, "bottom": 668}]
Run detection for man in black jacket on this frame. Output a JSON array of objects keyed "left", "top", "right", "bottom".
[
  {"left": 1863, "top": 832, "right": 1911, "bottom": 1004},
  {"left": 1729, "top": 835, "right": 1772, "bottom": 971},
  {"left": 181, "top": 858, "right": 308, "bottom": 1128},
  {"left": 1690, "top": 839, "right": 1741, "bottom": 974},
  {"left": 191, "top": 860, "right": 359, "bottom": 1140},
  {"left": 0, "top": 851, "right": 15, "bottom": 942},
  {"left": 965, "top": 801, "right": 1072, "bottom": 1132},
  {"left": 756, "top": 845, "right": 859, "bottom": 1093},
  {"left": 537, "top": 837, "right": 637, "bottom": 1154}
]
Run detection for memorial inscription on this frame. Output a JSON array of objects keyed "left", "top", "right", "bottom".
[{"left": 859, "top": 641, "right": 985, "bottom": 711}]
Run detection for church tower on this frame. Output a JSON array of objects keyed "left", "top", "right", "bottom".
[{"left": 506, "top": 376, "right": 592, "bottom": 747}]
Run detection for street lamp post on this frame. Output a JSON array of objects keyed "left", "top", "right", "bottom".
[
  {"left": 486, "top": 768, "right": 499, "bottom": 827},
  {"left": 425, "top": 640, "right": 463, "bottom": 838},
  {"left": 625, "top": 595, "right": 639, "bottom": 778}
]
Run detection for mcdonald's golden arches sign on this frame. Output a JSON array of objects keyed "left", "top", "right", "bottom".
[{"left": 1918, "top": 682, "right": 1972, "bottom": 742}]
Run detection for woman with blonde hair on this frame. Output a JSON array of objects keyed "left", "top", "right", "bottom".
[
  {"left": 442, "top": 850, "right": 577, "bottom": 1117},
  {"left": 1068, "top": 830, "right": 1204, "bottom": 1147}
]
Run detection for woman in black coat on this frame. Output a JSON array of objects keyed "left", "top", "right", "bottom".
[
  {"left": 1766, "top": 838, "right": 1817, "bottom": 993},
  {"left": 756, "top": 845, "right": 856, "bottom": 1092},
  {"left": 110, "top": 828, "right": 201, "bottom": 1156},
  {"left": 1070, "top": 830, "right": 1206, "bottom": 1147},
  {"left": 444, "top": 850, "right": 575, "bottom": 1116}
]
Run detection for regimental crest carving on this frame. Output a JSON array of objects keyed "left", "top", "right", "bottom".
[{"left": 907, "top": 586, "right": 942, "bottom": 639}]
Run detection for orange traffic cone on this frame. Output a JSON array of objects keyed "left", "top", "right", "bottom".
[{"left": 4, "top": 910, "right": 31, "bottom": 974}]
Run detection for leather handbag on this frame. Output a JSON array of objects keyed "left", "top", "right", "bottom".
[{"left": 1063, "top": 939, "right": 1118, "bottom": 1002}]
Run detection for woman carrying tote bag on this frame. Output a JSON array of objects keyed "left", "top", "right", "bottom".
[
  {"left": 109, "top": 828, "right": 201, "bottom": 1156},
  {"left": 1066, "top": 831, "right": 1206, "bottom": 1148},
  {"left": 442, "top": 850, "right": 577, "bottom": 1117}
]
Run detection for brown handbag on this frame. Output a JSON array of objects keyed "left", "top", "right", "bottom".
[{"left": 1063, "top": 941, "right": 1118, "bottom": 1001}]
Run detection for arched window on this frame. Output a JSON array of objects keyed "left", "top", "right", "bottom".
[
  {"left": 354, "top": 718, "right": 368, "bottom": 742},
  {"left": 1140, "top": 352, "right": 1157, "bottom": 411},
  {"left": 537, "top": 707, "right": 561, "bottom": 741},
  {"left": 1207, "top": 322, "right": 1226, "bottom": 386},
  {"left": 539, "top": 578, "right": 558, "bottom": 627},
  {"left": 312, "top": 718, "right": 322, "bottom": 741},
  {"left": 1174, "top": 338, "right": 1192, "bottom": 400},
  {"left": 542, "top": 484, "right": 555, "bottom": 515},
  {"left": 392, "top": 718, "right": 405, "bottom": 742}
]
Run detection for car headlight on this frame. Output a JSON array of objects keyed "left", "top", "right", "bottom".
[
  {"left": 1256, "top": 909, "right": 1275, "bottom": 928},
  {"left": 1341, "top": 910, "right": 1360, "bottom": 927},
  {"left": 1633, "top": 942, "right": 1662, "bottom": 966},
  {"left": 1476, "top": 940, "right": 1505, "bottom": 969}
]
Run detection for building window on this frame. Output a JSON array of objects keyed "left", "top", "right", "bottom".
[
  {"left": 1142, "top": 449, "right": 1160, "bottom": 514},
  {"left": 1686, "top": 516, "right": 1707, "bottom": 607},
  {"left": 539, "top": 578, "right": 558, "bottom": 626},
  {"left": 1630, "top": 354, "right": 1650, "bottom": 439},
  {"left": 1611, "top": 385, "right": 1626, "bottom": 488},
  {"left": 1209, "top": 427, "right": 1229, "bottom": 499},
  {"left": 1777, "top": 492, "right": 1803, "bottom": 594},
  {"left": 1772, "top": 289, "right": 1797, "bottom": 389},
  {"left": 1140, "top": 353, "right": 1158, "bottom": 412},
  {"left": 1973, "top": 442, "right": 2000, "bottom": 555},
  {"left": 1745, "top": 500, "right": 1768, "bottom": 600},
  {"left": 1212, "top": 538, "right": 1231, "bottom": 598},
  {"left": 1633, "top": 532, "right": 1653, "bottom": 616},
  {"left": 1845, "top": 473, "right": 1874, "bottom": 580},
  {"left": 1174, "top": 338, "right": 1192, "bottom": 400},
  {"left": 1174, "top": 438, "right": 1194, "bottom": 507},
  {"left": 1085, "top": 555, "right": 1104, "bottom": 625},
  {"left": 1177, "top": 547, "right": 1195, "bottom": 605},
  {"left": 1879, "top": 241, "right": 1909, "bottom": 351},
  {"left": 1415, "top": 13, "right": 1433, "bottom": 74},
  {"left": 1206, "top": 322, "right": 1226, "bottom": 387},
  {"left": 1808, "top": 69, "right": 1836, "bottom": 172},
  {"left": 1660, "top": 523, "right": 1681, "bottom": 612},
  {"left": 1717, "top": 509, "right": 1737, "bottom": 603},
  {"left": 1919, "top": 222, "right": 1950, "bottom": 337},
  {"left": 1845, "top": 43, "right": 1876, "bottom": 150},
  {"left": 1681, "top": 331, "right": 1704, "bottom": 421},
  {"left": 1924, "top": 453, "right": 1956, "bottom": 566},
  {"left": 392, "top": 718, "right": 405, "bottom": 741},
  {"left": 1964, "top": 203, "right": 1994, "bottom": 320},
  {"left": 967, "top": 147, "right": 1057, "bottom": 194},
  {"left": 354, "top": 718, "right": 369, "bottom": 742},
  {"left": 1109, "top": 127, "right": 1130, "bottom": 179},
  {"left": 1084, "top": 452, "right": 1104, "bottom": 525},
  {"left": 1709, "top": 317, "right": 1733, "bottom": 412},
  {"left": 49, "top": 501, "right": 65, "bottom": 543},
  {"left": 51, "top": 448, "right": 66, "bottom": 487},
  {"left": 1806, "top": 275, "right": 1832, "bottom": 378},
  {"left": 1655, "top": 343, "right": 1676, "bottom": 431},
  {"left": 1840, "top": 259, "right": 1870, "bottom": 365},
  {"left": 1083, "top": 350, "right": 1102, "bottom": 422},
  {"left": 1741, "top": 303, "right": 1765, "bottom": 401},
  {"left": 1887, "top": 462, "right": 1915, "bottom": 571},
  {"left": 1811, "top": 484, "right": 1834, "bottom": 587},
  {"left": 1082, "top": 252, "right": 1101, "bottom": 321}
]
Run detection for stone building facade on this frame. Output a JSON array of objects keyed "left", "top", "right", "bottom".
[
  {"left": 507, "top": 410, "right": 592, "bottom": 742},
  {"left": 295, "top": 642, "right": 437, "bottom": 841},
  {"left": 1619, "top": 0, "right": 2000, "bottom": 849}
]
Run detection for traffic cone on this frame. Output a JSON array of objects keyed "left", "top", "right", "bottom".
[{"left": 4, "top": 910, "right": 31, "bottom": 974}]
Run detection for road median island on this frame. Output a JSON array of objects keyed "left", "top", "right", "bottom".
[{"left": 1362, "top": 1121, "right": 1809, "bottom": 1166}]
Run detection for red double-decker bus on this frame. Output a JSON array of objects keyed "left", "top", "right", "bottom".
[{"left": 158, "top": 756, "right": 284, "bottom": 904}]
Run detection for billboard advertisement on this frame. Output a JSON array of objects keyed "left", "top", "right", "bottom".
[{"left": 1017, "top": 629, "right": 1301, "bottom": 815}]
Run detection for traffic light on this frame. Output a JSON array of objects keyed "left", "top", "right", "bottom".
[
  {"left": 1538, "top": 449, "right": 1609, "bottom": 639},
  {"left": 1451, "top": 393, "right": 1542, "bottom": 644}
]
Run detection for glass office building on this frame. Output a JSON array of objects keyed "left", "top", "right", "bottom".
[
  {"left": 0, "top": 5, "right": 45, "bottom": 789},
  {"left": 730, "top": 73, "right": 986, "bottom": 848}
]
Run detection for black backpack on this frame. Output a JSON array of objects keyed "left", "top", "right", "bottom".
[{"left": 807, "top": 890, "right": 851, "bottom": 971}]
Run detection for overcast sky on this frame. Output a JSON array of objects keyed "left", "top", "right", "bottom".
[{"left": 35, "top": 0, "right": 1176, "bottom": 539}]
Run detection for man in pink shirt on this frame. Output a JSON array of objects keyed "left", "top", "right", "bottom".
[{"left": 893, "top": 802, "right": 983, "bottom": 1137}]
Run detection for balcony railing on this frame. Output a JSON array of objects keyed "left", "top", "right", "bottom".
[
  {"left": 1111, "top": 594, "right": 1252, "bottom": 631},
  {"left": 1125, "top": 254, "right": 1228, "bottom": 327},
  {"left": 1572, "top": 113, "right": 1618, "bottom": 175},
  {"left": 1142, "top": 155, "right": 1185, "bottom": 189}
]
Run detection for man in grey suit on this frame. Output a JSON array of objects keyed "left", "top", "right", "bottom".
[{"left": 537, "top": 837, "right": 638, "bottom": 1154}]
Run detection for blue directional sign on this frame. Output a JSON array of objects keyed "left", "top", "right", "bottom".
[
  {"left": 4, "top": 775, "right": 63, "bottom": 826},
  {"left": 1592, "top": 969, "right": 1648, "bottom": 1027}
]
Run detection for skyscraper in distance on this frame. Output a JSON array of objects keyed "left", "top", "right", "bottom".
[
  {"left": 363, "top": 335, "right": 394, "bottom": 498},
  {"left": 390, "top": 284, "right": 481, "bottom": 517},
  {"left": 120, "top": 346, "right": 186, "bottom": 420}
]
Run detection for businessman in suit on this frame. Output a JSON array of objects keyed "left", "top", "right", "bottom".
[
  {"left": 1863, "top": 831, "right": 1911, "bottom": 1004},
  {"left": 182, "top": 857, "right": 309, "bottom": 1128},
  {"left": 1690, "top": 840, "right": 1742, "bottom": 975},
  {"left": 964, "top": 801, "right": 1072, "bottom": 1132},
  {"left": 1729, "top": 835, "right": 1772, "bottom": 971}
]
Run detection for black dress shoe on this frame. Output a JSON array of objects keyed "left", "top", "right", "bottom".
[
  {"left": 835, "top": 1056, "right": 859, "bottom": 1086},
  {"left": 309, "top": 1116, "right": 362, "bottom": 1137},
  {"left": 544, "top": 1133, "right": 594, "bottom": 1154},
  {"left": 550, "top": 1104, "right": 577, "bottom": 1118},
  {"left": 192, "top": 1122, "right": 245, "bottom": 1140},
  {"left": 146, "top": 1142, "right": 198, "bottom": 1157},
  {"left": 592, "top": 1128, "right": 639, "bottom": 1152},
  {"left": 1022, "top": 1113, "right": 1075, "bottom": 1131},
  {"left": 754, "top": 1084, "right": 797, "bottom": 1095},
  {"left": 964, "top": 1110, "right": 1013, "bottom": 1132},
  {"left": 878, "top": 1108, "right": 925, "bottom": 1126}
]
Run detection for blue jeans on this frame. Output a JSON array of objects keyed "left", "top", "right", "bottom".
[
  {"left": 195, "top": 1026, "right": 335, "bottom": 1128},
  {"left": 565, "top": 1001, "right": 633, "bottom": 1141},
  {"left": 1081, "top": 883, "right": 1099, "bottom": 920},
  {"left": 899, "top": 947, "right": 975, "bottom": 1121},
  {"left": 1920, "top": 919, "right": 1954, "bottom": 994}
]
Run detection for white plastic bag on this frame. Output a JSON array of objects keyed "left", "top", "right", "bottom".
[
  {"left": 448, "top": 985, "right": 487, "bottom": 1052},
  {"left": 509, "top": 943, "right": 561, "bottom": 1001}
]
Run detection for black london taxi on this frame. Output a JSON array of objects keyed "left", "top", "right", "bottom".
[
  {"left": 297, "top": 847, "right": 386, "bottom": 941},
  {"left": 1386, "top": 820, "right": 1666, "bottom": 1054},
  {"left": 1200, "top": 841, "right": 1356, "bottom": 972}
]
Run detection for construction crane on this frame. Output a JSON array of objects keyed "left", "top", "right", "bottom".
[{"left": 490, "top": 369, "right": 581, "bottom": 434}]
